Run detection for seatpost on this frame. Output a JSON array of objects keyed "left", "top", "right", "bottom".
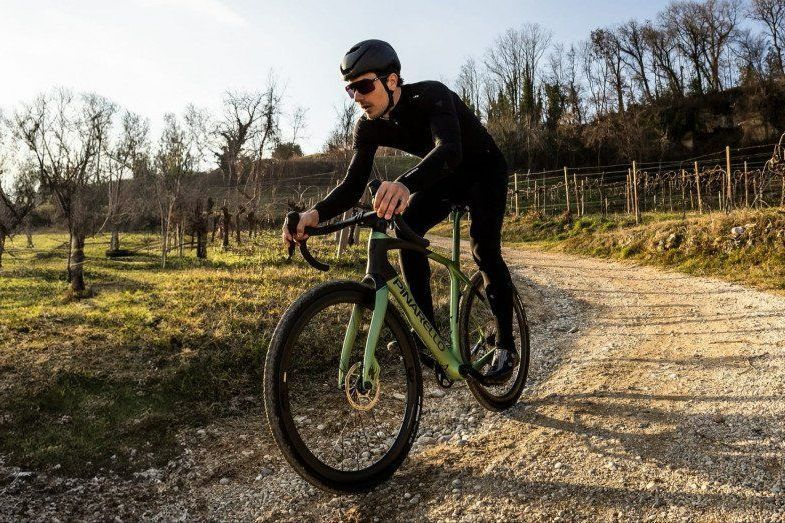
[{"left": 451, "top": 210, "right": 461, "bottom": 263}]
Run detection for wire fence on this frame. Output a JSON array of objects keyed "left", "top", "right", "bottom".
[
  {"left": 5, "top": 137, "right": 785, "bottom": 265},
  {"left": 505, "top": 137, "right": 785, "bottom": 221}
]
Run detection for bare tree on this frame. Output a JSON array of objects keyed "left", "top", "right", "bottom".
[
  {"left": 484, "top": 23, "right": 552, "bottom": 168},
  {"left": 748, "top": 0, "right": 785, "bottom": 74},
  {"left": 211, "top": 74, "right": 284, "bottom": 248},
  {"left": 103, "top": 111, "right": 149, "bottom": 254},
  {"left": 288, "top": 106, "right": 308, "bottom": 146},
  {"left": 617, "top": 20, "right": 654, "bottom": 102},
  {"left": 591, "top": 28, "right": 627, "bottom": 112},
  {"left": 698, "top": 0, "right": 742, "bottom": 91},
  {"left": 0, "top": 169, "right": 36, "bottom": 268},
  {"left": 736, "top": 27, "right": 770, "bottom": 84},
  {"left": 214, "top": 90, "right": 264, "bottom": 248},
  {"left": 0, "top": 117, "right": 37, "bottom": 268},
  {"left": 154, "top": 113, "right": 194, "bottom": 268},
  {"left": 662, "top": 1, "right": 711, "bottom": 93},
  {"left": 13, "top": 89, "right": 115, "bottom": 292},
  {"left": 642, "top": 22, "right": 684, "bottom": 96},
  {"left": 456, "top": 57, "right": 484, "bottom": 119},
  {"left": 324, "top": 99, "right": 358, "bottom": 153}
]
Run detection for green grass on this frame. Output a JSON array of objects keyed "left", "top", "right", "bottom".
[
  {"left": 0, "top": 228, "right": 456, "bottom": 476},
  {"left": 433, "top": 208, "right": 785, "bottom": 293}
]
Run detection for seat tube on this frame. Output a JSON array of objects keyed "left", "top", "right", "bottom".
[
  {"left": 449, "top": 211, "right": 462, "bottom": 353},
  {"left": 451, "top": 210, "right": 461, "bottom": 263}
]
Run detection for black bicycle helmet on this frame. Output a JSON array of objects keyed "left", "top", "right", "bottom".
[
  {"left": 340, "top": 39, "right": 400, "bottom": 81},
  {"left": 340, "top": 39, "right": 401, "bottom": 119}
]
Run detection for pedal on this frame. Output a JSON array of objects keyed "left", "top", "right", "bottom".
[{"left": 434, "top": 365, "right": 453, "bottom": 389}]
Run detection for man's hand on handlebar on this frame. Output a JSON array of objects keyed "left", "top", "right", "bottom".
[
  {"left": 374, "top": 181, "right": 410, "bottom": 220},
  {"left": 282, "top": 209, "right": 319, "bottom": 249}
]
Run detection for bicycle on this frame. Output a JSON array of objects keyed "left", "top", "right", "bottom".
[{"left": 264, "top": 180, "right": 530, "bottom": 493}]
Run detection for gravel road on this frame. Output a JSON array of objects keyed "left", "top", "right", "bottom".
[{"left": 3, "top": 241, "right": 784, "bottom": 522}]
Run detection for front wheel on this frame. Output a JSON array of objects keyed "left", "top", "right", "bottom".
[
  {"left": 459, "top": 272, "right": 530, "bottom": 411},
  {"left": 264, "top": 280, "right": 423, "bottom": 493}
]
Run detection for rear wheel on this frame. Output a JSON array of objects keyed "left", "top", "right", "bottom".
[
  {"left": 264, "top": 280, "right": 423, "bottom": 493},
  {"left": 459, "top": 272, "right": 530, "bottom": 411}
]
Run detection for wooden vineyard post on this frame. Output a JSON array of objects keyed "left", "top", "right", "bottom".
[
  {"left": 625, "top": 169, "right": 632, "bottom": 214},
  {"left": 580, "top": 178, "right": 585, "bottom": 216},
  {"left": 694, "top": 161, "right": 703, "bottom": 214},
  {"left": 564, "top": 166, "right": 571, "bottom": 215},
  {"left": 337, "top": 211, "right": 349, "bottom": 257},
  {"left": 533, "top": 180, "right": 539, "bottom": 213},
  {"left": 334, "top": 180, "right": 342, "bottom": 243},
  {"left": 744, "top": 161, "right": 749, "bottom": 208},
  {"left": 514, "top": 172, "right": 520, "bottom": 217},
  {"left": 573, "top": 172, "right": 580, "bottom": 217},
  {"left": 599, "top": 173, "right": 606, "bottom": 217},
  {"left": 726, "top": 146, "right": 732, "bottom": 212},
  {"left": 633, "top": 161, "right": 641, "bottom": 224},
  {"left": 681, "top": 169, "right": 686, "bottom": 215}
]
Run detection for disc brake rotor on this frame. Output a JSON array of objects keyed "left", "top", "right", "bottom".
[{"left": 344, "top": 362, "right": 381, "bottom": 411}]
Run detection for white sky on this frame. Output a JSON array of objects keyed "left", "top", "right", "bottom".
[{"left": 1, "top": 0, "right": 668, "bottom": 155}]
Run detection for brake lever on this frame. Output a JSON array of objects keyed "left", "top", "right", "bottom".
[
  {"left": 285, "top": 211, "right": 331, "bottom": 271},
  {"left": 299, "top": 240, "right": 330, "bottom": 272},
  {"left": 285, "top": 211, "right": 299, "bottom": 261}
]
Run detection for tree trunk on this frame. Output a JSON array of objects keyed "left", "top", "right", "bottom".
[
  {"left": 177, "top": 221, "right": 184, "bottom": 257},
  {"left": 353, "top": 221, "right": 361, "bottom": 244},
  {"left": 235, "top": 211, "right": 243, "bottom": 245},
  {"left": 197, "top": 229, "right": 207, "bottom": 259},
  {"left": 161, "top": 219, "right": 169, "bottom": 269},
  {"left": 70, "top": 229, "right": 86, "bottom": 293},
  {"left": 211, "top": 215, "right": 219, "bottom": 242},
  {"left": 247, "top": 212, "right": 256, "bottom": 239},
  {"left": 195, "top": 200, "right": 208, "bottom": 259},
  {"left": 222, "top": 206, "right": 231, "bottom": 250},
  {"left": 26, "top": 226, "right": 34, "bottom": 248},
  {"left": 110, "top": 229, "right": 120, "bottom": 252}
]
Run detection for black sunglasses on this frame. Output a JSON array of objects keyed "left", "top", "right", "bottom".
[{"left": 345, "top": 75, "right": 390, "bottom": 98}]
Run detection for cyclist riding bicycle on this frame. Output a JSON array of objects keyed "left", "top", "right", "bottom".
[{"left": 282, "top": 39, "right": 517, "bottom": 384}]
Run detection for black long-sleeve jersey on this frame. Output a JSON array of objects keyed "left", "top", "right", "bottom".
[{"left": 312, "top": 80, "right": 502, "bottom": 222}]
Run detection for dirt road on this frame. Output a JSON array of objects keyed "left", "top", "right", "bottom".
[{"left": 4, "top": 242, "right": 784, "bottom": 522}]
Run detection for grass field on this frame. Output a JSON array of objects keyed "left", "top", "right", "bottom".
[{"left": 0, "top": 228, "right": 458, "bottom": 477}]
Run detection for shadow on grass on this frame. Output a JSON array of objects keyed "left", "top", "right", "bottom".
[{"left": 0, "top": 333, "right": 264, "bottom": 478}]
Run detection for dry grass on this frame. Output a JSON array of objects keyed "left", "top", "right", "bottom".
[{"left": 433, "top": 208, "right": 785, "bottom": 293}]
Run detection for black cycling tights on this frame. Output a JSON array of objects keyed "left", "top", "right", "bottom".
[{"left": 399, "top": 164, "right": 515, "bottom": 352}]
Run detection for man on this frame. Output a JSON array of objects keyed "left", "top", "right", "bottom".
[{"left": 282, "top": 39, "right": 517, "bottom": 383}]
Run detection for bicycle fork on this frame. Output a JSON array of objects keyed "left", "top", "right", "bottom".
[{"left": 338, "top": 288, "right": 387, "bottom": 389}]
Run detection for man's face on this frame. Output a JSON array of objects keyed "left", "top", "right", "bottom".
[{"left": 345, "top": 72, "right": 397, "bottom": 119}]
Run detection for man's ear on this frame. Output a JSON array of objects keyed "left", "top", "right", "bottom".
[{"left": 387, "top": 74, "right": 398, "bottom": 90}]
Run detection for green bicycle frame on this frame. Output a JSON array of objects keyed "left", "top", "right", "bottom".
[{"left": 337, "top": 210, "right": 493, "bottom": 387}]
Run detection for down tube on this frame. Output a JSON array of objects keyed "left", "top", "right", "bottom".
[{"left": 386, "top": 275, "right": 464, "bottom": 381}]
